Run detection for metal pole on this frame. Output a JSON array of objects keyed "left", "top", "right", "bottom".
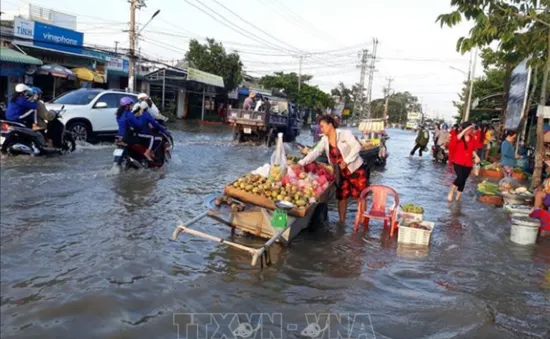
[
  {"left": 464, "top": 49, "right": 477, "bottom": 122},
  {"left": 162, "top": 69, "right": 165, "bottom": 110},
  {"left": 201, "top": 87, "right": 206, "bottom": 121},
  {"left": 298, "top": 55, "right": 303, "bottom": 92},
  {"left": 128, "top": 0, "right": 136, "bottom": 92}
]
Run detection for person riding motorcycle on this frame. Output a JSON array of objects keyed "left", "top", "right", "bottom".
[
  {"left": 5, "top": 84, "right": 39, "bottom": 129},
  {"left": 137, "top": 93, "right": 168, "bottom": 122},
  {"left": 132, "top": 101, "right": 169, "bottom": 161},
  {"left": 116, "top": 97, "right": 142, "bottom": 143}
]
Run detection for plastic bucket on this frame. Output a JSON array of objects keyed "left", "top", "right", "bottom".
[{"left": 510, "top": 222, "right": 539, "bottom": 245}]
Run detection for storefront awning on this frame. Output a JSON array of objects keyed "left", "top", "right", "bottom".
[
  {"left": 13, "top": 42, "right": 101, "bottom": 61},
  {"left": 0, "top": 47, "right": 43, "bottom": 65},
  {"left": 108, "top": 69, "right": 144, "bottom": 79},
  {"left": 187, "top": 67, "right": 224, "bottom": 88}
]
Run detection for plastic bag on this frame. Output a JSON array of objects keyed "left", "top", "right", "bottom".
[
  {"left": 473, "top": 163, "right": 480, "bottom": 176},
  {"left": 269, "top": 133, "right": 287, "bottom": 182},
  {"left": 251, "top": 164, "right": 270, "bottom": 178}
]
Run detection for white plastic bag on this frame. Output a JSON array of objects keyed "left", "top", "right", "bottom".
[
  {"left": 473, "top": 163, "right": 480, "bottom": 176},
  {"left": 269, "top": 133, "right": 287, "bottom": 181},
  {"left": 251, "top": 163, "right": 270, "bottom": 178}
]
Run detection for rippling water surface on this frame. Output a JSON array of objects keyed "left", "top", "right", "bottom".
[{"left": 1, "top": 123, "right": 549, "bottom": 339}]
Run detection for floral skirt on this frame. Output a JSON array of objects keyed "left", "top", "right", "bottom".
[{"left": 336, "top": 165, "right": 369, "bottom": 200}]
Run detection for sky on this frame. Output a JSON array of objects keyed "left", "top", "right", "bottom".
[{"left": 3, "top": 0, "right": 483, "bottom": 121}]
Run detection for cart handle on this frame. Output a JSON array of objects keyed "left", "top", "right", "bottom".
[
  {"left": 171, "top": 211, "right": 209, "bottom": 240},
  {"left": 178, "top": 226, "right": 258, "bottom": 256}
]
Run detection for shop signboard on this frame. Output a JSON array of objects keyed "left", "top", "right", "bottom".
[
  {"left": 14, "top": 17, "right": 83, "bottom": 54},
  {"left": 407, "top": 112, "right": 421, "bottom": 120},
  {"left": 82, "top": 49, "right": 129, "bottom": 73},
  {"left": 188, "top": 67, "right": 224, "bottom": 88}
]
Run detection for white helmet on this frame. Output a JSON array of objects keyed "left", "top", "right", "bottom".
[
  {"left": 137, "top": 93, "right": 149, "bottom": 100},
  {"left": 15, "top": 83, "right": 31, "bottom": 93},
  {"left": 132, "top": 101, "right": 149, "bottom": 112}
]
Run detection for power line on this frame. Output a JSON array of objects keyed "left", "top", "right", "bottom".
[
  {"left": 211, "top": 0, "right": 301, "bottom": 54},
  {"left": 184, "top": 0, "right": 293, "bottom": 54}
]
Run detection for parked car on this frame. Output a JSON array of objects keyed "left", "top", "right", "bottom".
[{"left": 46, "top": 89, "right": 160, "bottom": 142}]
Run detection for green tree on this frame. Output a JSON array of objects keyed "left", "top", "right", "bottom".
[
  {"left": 370, "top": 92, "right": 422, "bottom": 124},
  {"left": 260, "top": 72, "right": 333, "bottom": 110},
  {"left": 437, "top": 0, "right": 550, "bottom": 187},
  {"left": 185, "top": 38, "right": 244, "bottom": 92}
]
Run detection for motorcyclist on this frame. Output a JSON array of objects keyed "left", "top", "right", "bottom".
[
  {"left": 137, "top": 93, "right": 168, "bottom": 122},
  {"left": 133, "top": 101, "right": 169, "bottom": 161},
  {"left": 5, "top": 84, "right": 39, "bottom": 129},
  {"left": 30, "top": 86, "right": 58, "bottom": 147},
  {"left": 116, "top": 96, "right": 142, "bottom": 145}
]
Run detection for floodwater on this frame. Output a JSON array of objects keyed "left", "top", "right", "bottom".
[{"left": 1, "top": 124, "right": 549, "bottom": 339}]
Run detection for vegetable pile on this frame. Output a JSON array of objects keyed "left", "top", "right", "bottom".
[
  {"left": 477, "top": 180, "right": 499, "bottom": 195},
  {"left": 401, "top": 203, "right": 424, "bottom": 214},
  {"left": 482, "top": 163, "right": 502, "bottom": 171}
]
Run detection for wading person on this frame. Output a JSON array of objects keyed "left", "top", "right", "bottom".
[
  {"left": 447, "top": 123, "right": 481, "bottom": 202},
  {"left": 410, "top": 124, "right": 430, "bottom": 157},
  {"left": 448, "top": 124, "right": 460, "bottom": 170},
  {"left": 299, "top": 115, "right": 367, "bottom": 223},
  {"left": 484, "top": 125, "right": 495, "bottom": 161}
]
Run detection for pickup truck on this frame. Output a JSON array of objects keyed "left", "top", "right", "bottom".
[{"left": 228, "top": 97, "right": 301, "bottom": 145}]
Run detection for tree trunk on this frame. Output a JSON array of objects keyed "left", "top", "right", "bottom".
[{"left": 531, "top": 30, "right": 550, "bottom": 189}]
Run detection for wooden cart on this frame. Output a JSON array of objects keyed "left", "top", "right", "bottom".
[{"left": 172, "top": 184, "right": 335, "bottom": 267}]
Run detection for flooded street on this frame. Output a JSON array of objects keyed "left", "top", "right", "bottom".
[{"left": 1, "top": 125, "right": 549, "bottom": 339}]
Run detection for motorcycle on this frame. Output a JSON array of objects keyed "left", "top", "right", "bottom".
[
  {"left": 431, "top": 144, "right": 448, "bottom": 164},
  {"left": 113, "top": 130, "right": 173, "bottom": 170},
  {"left": 0, "top": 106, "right": 76, "bottom": 156}
]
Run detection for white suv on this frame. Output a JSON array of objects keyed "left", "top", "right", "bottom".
[{"left": 46, "top": 89, "right": 160, "bottom": 142}]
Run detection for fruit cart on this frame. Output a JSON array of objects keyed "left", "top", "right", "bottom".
[{"left": 172, "top": 166, "right": 335, "bottom": 267}]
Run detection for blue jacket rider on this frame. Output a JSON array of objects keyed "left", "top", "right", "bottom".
[{"left": 6, "top": 84, "right": 38, "bottom": 128}]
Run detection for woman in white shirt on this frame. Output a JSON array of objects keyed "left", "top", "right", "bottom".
[{"left": 299, "top": 115, "right": 368, "bottom": 223}]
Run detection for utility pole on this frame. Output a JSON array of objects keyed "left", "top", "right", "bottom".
[
  {"left": 354, "top": 49, "right": 369, "bottom": 120},
  {"left": 128, "top": 0, "right": 139, "bottom": 92},
  {"left": 294, "top": 54, "right": 310, "bottom": 92},
  {"left": 114, "top": 41, "right": 119, "bottom": 54},
  {"left": 383, "top": 77, "right": 394, "bottom": 125},
  {"left": 464, "top": 49, "right": 478, "bottom": 122},
  {"left": 365, "top": 38, "right": 378, "bottom": 119}
]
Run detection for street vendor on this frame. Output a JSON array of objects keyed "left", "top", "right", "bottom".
[
  {"left": 298, "top": 115, "right": 367, "bottom": 224},
  {"left": 500, "top": 130, "right": 521, "bottom": 177},
  {"left": 534, "top": 178, "right": 550, "bottom": 211},
  {"left": 530, "top": 179, "right": 550, "bottom": 233}
]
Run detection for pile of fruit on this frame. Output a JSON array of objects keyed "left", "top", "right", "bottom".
[
  {"left": 477, "top": 180, "right": 499, "bottom": 195},
  {"left": 401, "top": 203, "right": 424, "bottom": 214},
  {"left": 405, "top": 221, "right": 431, "bottom": 231},
  {"left": 214, "top": 195, "right": 245, "bottom": 212},
  {"left": 229, "top": 162, "right": 334, "bottom": 209}
]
